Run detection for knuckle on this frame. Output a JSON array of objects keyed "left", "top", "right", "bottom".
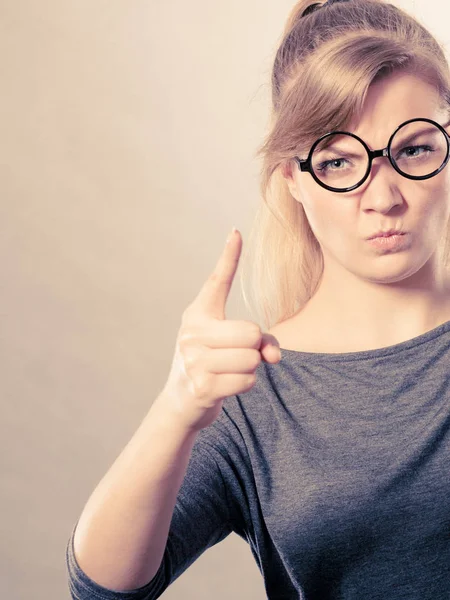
[
  {"left": 210, "top": 270, "right": 230, "bottom": 284},
  {"left": 250, "top": 350, "right": 262, "bottom": 369},
  {"left": 182, "top": 304, "right": 200, "bottom": 323},
  {"left": 183, "top": 351, "right": 198, "bottom": 371},
  {"left": 209, "top": 271, "right": 221, "bottom": 283},
  {"left": 178, "top": 328, "right": 196, "bottom": 348},
  {"left": 248, "top": 323, "right": 263, "bottom": 344},
  {"left": 181, "top": 304, "right": 192, "bottom": 318},
  {"left": 191, "top": 374, "right": 212, "bottom": 399},
  {"left": 246, "top": 373, "right": 256, "bottom": 387},
  {"left": 181, "top": 309, "right": 194, "bottom": 326}
]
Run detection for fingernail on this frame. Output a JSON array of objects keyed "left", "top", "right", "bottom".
[{"left": 226, "top": 227, "right": 238, "bottom": 244}]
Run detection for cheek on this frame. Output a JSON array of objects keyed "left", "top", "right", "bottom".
[
  {"left": 417, "top": 177, "right": 450, "bottom": 226},
  {"left": 300, "top": 198, "right": 350, "bottom": 248},
  {"left": 428, "top": 162, "right": 450, "bottom": 198},
  {"left": 438, "top": 177, "right": 450, "bottom": 220},
  {"left": 297, "top": 183, "right": 327, "bottom": 228}
]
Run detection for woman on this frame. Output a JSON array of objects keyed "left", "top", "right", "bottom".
[{"left": 67, "top": 1, "right": 450, "bottom": 598}]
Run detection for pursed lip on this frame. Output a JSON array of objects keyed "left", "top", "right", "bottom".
[{"left": 367, "top": 229, "right": 406, "bottom": 240}]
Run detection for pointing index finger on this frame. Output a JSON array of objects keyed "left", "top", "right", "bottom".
[{"left": 193, "top": 228, "right": 242, "bottom": 320}]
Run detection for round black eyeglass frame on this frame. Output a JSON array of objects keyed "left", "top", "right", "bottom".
[{"left": 294, "top": 117, "right": 450, "bottom": 193}]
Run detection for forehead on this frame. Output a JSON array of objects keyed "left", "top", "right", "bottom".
[{"left": 348, "top": 72, "right": 446, "bottom": 144}]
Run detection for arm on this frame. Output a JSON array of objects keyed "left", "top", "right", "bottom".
[{"left": 66, "top": 393, "right": 236, "bottom": 599}]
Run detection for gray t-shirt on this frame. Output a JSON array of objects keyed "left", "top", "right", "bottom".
[{"left": 66, "top": 319, "right": 450, "bottom": 599}]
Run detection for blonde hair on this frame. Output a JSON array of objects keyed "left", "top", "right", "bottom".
[{"left": 239, "top": 0, "right": 450, "bottom": 331}]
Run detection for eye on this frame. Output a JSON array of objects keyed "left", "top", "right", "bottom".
[
  {"left": 316, "top": 157, "right": 350, "bottom": 172},
  {"left": 396, "top": 145, "right": 434, "bottom": 160}
]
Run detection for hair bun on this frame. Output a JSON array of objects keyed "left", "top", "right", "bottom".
[
  {"left": 301, "top": 0, "right": 352, "bottom": 18},
  {"left": 301, "top": 2, "right": 322, "bottom": 18}
]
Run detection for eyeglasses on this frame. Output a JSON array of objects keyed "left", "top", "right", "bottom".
[{"left": 294, "top": 117, "right": 450, "bottom": 193}]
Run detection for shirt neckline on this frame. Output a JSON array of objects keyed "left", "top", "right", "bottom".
[{"left": 278, "top": 317, "right": 450, "bottom": 362}]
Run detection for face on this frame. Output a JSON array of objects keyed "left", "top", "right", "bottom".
[{"left": 282, "top": 71, "right": 450, "bottom": 286}]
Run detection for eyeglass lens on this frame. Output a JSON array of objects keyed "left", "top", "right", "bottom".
[{"left": 311, "top": 120, "right": 448, "bottom": 190}]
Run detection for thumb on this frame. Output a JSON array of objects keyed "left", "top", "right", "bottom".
[{"left": 259, "top": 332, "right": 282, "bottom": 363}]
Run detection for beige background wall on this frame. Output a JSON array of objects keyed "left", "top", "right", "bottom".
[{"left": 1, "top": 1, "right": 447, "bottom": 599}]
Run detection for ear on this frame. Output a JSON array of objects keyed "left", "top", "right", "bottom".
[{"left": 281, "top": 159, "right": 302, "bottom": 202}]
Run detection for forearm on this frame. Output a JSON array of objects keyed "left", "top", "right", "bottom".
[{"left": 72, "top": 394, "right": 200, "bottom": 592}]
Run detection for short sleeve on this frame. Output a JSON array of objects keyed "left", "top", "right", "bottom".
[{"left": 66, "top": 415, "right": 246, "bottom": 600}]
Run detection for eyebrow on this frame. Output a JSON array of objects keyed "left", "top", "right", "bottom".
[
  {"left": 393, "top": 118, "right": 450, "bottom": 147},
  {"left": 317, "top": 117, "right": 450, "bottom": 155}
]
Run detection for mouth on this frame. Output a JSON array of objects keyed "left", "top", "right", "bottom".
[
  {"left": 366, "top": 232, "right": 409, "bottom": 250},
  {"left": 367, "top": 231, "right": 406, "bottom": 240}
]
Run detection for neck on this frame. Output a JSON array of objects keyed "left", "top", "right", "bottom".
[{"left": 302, "top": 259, "right": 450, "bottom": 348}]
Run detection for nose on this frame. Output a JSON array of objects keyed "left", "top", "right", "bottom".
[{"left": 360, "top": 151, "right": 405, "bottom": 211}]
